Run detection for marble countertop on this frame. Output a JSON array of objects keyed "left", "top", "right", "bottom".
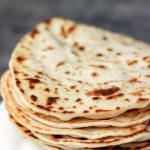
[{"left": 0, "top": 0, "right": 150, "bottom": 101}]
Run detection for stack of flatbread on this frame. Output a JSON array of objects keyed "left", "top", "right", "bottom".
[{"left": 1, "top": 18, "right": 150, "bottom": 150}]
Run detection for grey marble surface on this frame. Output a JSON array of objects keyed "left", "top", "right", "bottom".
[{"left": 0, "top": 0, "right": 150, "bottom": 101}]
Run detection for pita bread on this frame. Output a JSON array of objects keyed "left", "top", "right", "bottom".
[
  {"left": 10, "top": 115, "right": 150, "bottom": 150},
  {"left": 9, "top": 18, "right": 150, "bottom": 121},
  {"left": 2, "top": 71, "right": 150, "bottom": 129},
  {"left": 1, "top": 17, "right": 150, "bottom": 150}
]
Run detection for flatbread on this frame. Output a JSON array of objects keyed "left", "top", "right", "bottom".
[
  {"left": 9, "top": 18, "right": 150, "bottom": 121},
  {"left": 32, "top": 123, "right": 150, "bottom": 148},
  {"left": 5, "top": 82, "right": 148, "bottom": 140},
  {"left": 10, "top": 115, "right": 150, "bottom": 150},
  {"left": 1, "top": 71, "right": 150, "bottom": 129}
]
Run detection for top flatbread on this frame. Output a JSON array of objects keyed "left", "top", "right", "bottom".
[{"left": 10, "top": 18, "right": 150, "bottom": 121}]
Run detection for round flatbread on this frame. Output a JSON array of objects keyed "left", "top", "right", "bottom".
[{"left": 9, "top": 18, "right": 150, "bottom": 121}]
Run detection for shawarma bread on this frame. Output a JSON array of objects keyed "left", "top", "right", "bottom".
[{"left": 9, "top": 18, "right": 150, "bottom": 121}]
